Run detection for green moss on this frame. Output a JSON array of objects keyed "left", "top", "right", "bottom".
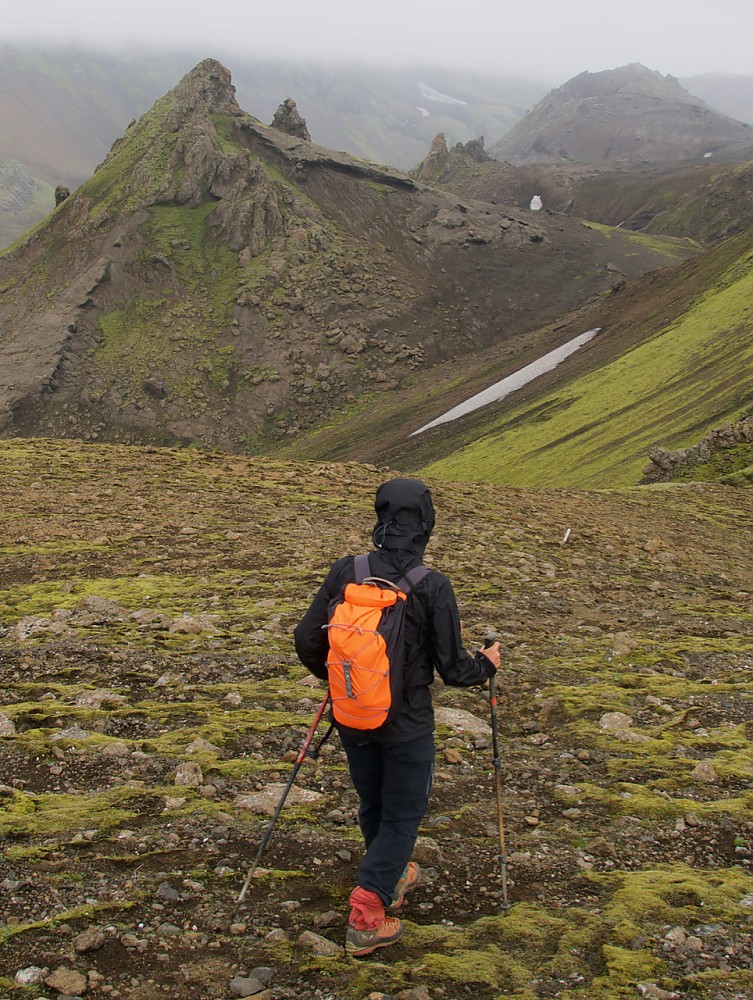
[
  {"left": 0, "top": 787, "right": 155, "bottom": 838},
  {"left": 0, "top": 900, "right": 134, "bottom": 945},
  {"left": 424, "top": 250, "right": 753, "bottom": 488}
]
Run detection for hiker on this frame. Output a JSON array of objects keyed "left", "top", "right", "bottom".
[{"left": 293, "top": 477, "right": 500, "bottom": 956}]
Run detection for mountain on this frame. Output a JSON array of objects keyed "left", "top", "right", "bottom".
[
  {"left": 408, "top": 225, "right": 753, "bottom": 489},
  {"left": 0, "top": 44, "right": 550, "bottom": 249},
  {"left": 0, "top": 159, "right": 54, "bottom": 249},
  {"left": 492, "top": 63, "right": 753, "bottom": 165},
  {"left": 681, "top": 72, "right": 753, "bottom": 127},
  {"left": 0, "top": 59, "right": 693, "bottom": 453},
  {"left": 414, "top": 138, "right": 753, "bottom": 246}
]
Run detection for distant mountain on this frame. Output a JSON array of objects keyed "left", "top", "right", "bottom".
[
  {"left": 0, "top": 60, "right": 693, "bottom": 452},
  {"left": 414, "top": 137, "right": 753, "bottom": 245},
  {"left": 0, "top": 159, "right": 54, "bottom": 248},
  {"left": 681, "top": 73, "right": 753, "bottom": 127},
  {"left": 492, "top": 63, "right": 753, "bottom": 165},
  {"left": 0, "top": 44, "right": 549, "bottom": 248}
]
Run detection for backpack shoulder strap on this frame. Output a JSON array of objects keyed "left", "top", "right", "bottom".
[
  {"left": 398, "top": 564, "right": 432, "bottom": 593},
  {"left": 354, "top": 554, "right": 370, "bottom": 584}
]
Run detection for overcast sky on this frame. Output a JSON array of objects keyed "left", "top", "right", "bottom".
[{"left": 4, "top": 0, "right": 752, "bottom": 81}]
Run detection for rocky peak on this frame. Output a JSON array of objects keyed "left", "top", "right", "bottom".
[
  {"left": 170, "top": 58, "right": 241, "bottom": 117},
  {"left": 271, "top": 99, "right": 311, "bottom": 141},
  {"left": 492, "top": 62, "right": 753, "bottom": 165},
  {"left": 413, "top": 132, "right": 449, "bottom": 182},
  {"left": 456, "top": 136, "right": 488, "bottom": 163}
]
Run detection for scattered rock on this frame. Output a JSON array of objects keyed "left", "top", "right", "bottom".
[
  {"left": 599, "top": 712, "right": 633, "bottom": 731},
  {"left": 691, "top": 760, "right": 720, "bottom": 783},
  {"left": 297, "top": 930, "right": 344, "bottom": 956},
  {"left": 15, "top": 966, "right": 48, "bottom": 985},
  {"left": 434, "top": 706, "right": 491, "bottom": 737},
  {"left": 174, "top": 761, "right": 203, "bottom": 786},
  {"left": 229, "top": 975, "right": 266, "bottom": 997},
  {"left": 185, "top": 737, "right": 221, "bottom": 754},
  {"left": 45, "top": 966, "right": 88, "bottom": 995},
  {"left": 73, "top": 926, "right": 107, "bottom": 953},
  {"left": 234, "top": 784, "right": 323, "bottom": 814},
  {"left": 412, "top": 836, "right": 443, "bottom": 865},
  {"left": 0, "top": 712, "right": 16, "bottom": 736}
]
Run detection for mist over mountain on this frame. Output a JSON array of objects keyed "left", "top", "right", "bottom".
[
  {"left": 681, "top": 73, "right": 753, "bottom": 126},
  {"left": 492, "top": 63, "right": 753, "bottom": 165},
  {"left": 0, "top": 58, "right": 694, "bottom": 457}
]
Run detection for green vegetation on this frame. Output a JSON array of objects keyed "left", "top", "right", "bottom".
[{"left": 424, "top": 244, "right": 753, "bottom": 488}]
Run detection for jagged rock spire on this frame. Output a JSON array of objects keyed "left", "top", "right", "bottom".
[{"left": 271, "top": 99, "right": 311, "bottom": 141}]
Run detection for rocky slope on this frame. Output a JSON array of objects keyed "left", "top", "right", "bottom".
[
  {"left": 413, "top": 137, "right": 753, "bottom": 245},
  {"left": 491, "top": 64, "right": 753, "bottom": 165},
  {"left": 271, "top": 217, "right": 752, "bottom": 491},
  {"left": 0, "top": 160, "right": 54, "bottom": 249},
  {"left": 0, "top": 43, "right": 547, "bottom": 245},
  {"left": 0, "top": 59, "right": 693, "bottom": 454},
  {"left": 0, "top": 438, "right": 751, "bottom": 999}
]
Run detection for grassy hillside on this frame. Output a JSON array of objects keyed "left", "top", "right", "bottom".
[
  {"left": 0, "top": 438, "right": 752, "bottom": 999},
  {"left": 421, "top": 230, "right": 753, "bottom": 488}
]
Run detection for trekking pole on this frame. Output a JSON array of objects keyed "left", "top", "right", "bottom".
[
  {"left": 485, "top": 637, "right": 511, "bottom": 913},
  {"left": 237, "top": 692, "right": 331, "bottom": 903}
]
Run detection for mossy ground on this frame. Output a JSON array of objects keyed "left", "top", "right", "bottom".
[{"left": 1, "top": 438, "right": 752, "bottom": 999}]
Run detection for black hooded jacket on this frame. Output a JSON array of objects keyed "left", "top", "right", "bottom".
[{"left": 293, "top": 478, "right": 490, "bottom": 743}]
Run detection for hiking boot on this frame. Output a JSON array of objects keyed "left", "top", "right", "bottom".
[
  {"left": 345, "top": 915, "right": 404, "bottom": 957},
  {"left": 388, "top": 861, "right": 422, "bottom": 910}
]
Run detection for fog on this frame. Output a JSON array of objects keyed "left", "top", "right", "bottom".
[{"left": 4, "top": 0, "right": 752, "bottom": 81}]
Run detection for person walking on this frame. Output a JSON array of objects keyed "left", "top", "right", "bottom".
[{"left": 293, "top": 477, "right": 500, "bottom": 956}]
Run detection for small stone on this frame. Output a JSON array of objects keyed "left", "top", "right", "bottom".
[
  {"left": 264, "top": 928, "right": 289, "bottom": 943},
  {"left": 412, "top": 836, "right": 443, "bottom": 865},
  {"left": 163, "top": 796, "right": 187, "bottom": 810},
  {"left": 45, "top": 966, "right": 88, "bottom": 995},
  {"left": 444, "top": 748, "right": 463, "bottom": 764},
  {"left": 156, "top": 922, "right": 182, "bottom": 937},
  {"left": 248, "top": 967, "right": 274, "bottom": 985},
  {"left": 74, "top": 926, "right": 107, "bottom": 952},
  {"left": 314, "top": 910, "right": 344, "bottom": 929},
  {"left": 185, "top": 737, "right": 221, "bottom": 754},
  {"left": 599, "top": 712, "right": 633, "bottom": 731},
  {"left": 15, "top": 966, "right": 48, "bottom": 985},
  {"left": 664, "top": 926, "right": 687, "bottom": 946},
  {"left": 156, "top": 882, "right": 180, "bottom": 901},
  {"left": 174, "top": 761, "right": 203, "bottom": 786},
  {"left": 297, "top": 930, "right": 344, "bottom": 956},
  {"left": 229, "top": 976, "right": 265, "bottom": 997},
  {"left": 524, "top": 815, "right": 540, "bottom": 827},
  {"left": 691, "top": 760, "right": 719, "bottom": 783},
  {"left": 234, "top": 784, "right": 322, "bottom": 814},
  {"left": 0, "top": 712, "right": 17, "bottom": 736},
  {"left": 230, "top": 923, "right": 247, "bottom": 935}
]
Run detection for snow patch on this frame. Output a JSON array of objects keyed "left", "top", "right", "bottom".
[
  {"left": 418, "top": 82, "right": 467, "bottom": 106},
  {"left": 410, "top": 329, "right": 601, "bottom": 436}
]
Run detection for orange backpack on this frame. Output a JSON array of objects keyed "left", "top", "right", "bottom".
[{"left": 324, "top": 555, "right": 430, "bottom": 730}]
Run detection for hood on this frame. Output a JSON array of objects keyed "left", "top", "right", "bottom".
[{"left": 372, "top": 478, "right": 436, "bottom": 554}]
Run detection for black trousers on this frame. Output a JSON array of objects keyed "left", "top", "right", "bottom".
[{"left": 339, "top": 730, "right": 435, "bottom": 906}]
